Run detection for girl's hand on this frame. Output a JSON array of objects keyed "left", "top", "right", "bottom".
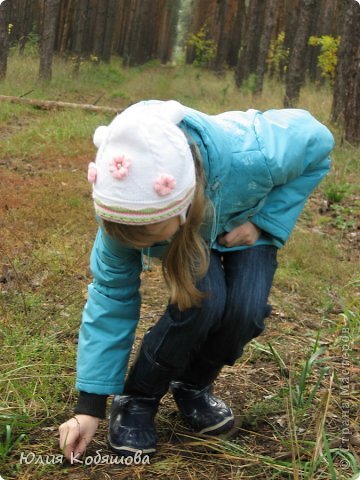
[
  {"left": 218, "top": 222, "right": 261, "bottom": 247},
  {"left": 59, "top": 414, "right": 100, "bottom": 462}
]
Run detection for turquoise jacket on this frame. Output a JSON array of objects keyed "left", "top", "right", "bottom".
[{"left": 76, "top": 103, "right": 334, "bottom": 395}]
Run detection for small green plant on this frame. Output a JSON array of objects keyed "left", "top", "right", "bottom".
[
  {"left": 291, "top": 333, "right": 330, "bottom": 410},
  {"left": 330, "top": 204, "right": 356, "bottom": 230},
  {"left": 0, "top": 423, "right": 26, "bottom": 461},
  {"left": 188, "top": 25, "right": 216, "bottom": 67},
  {"left": 308, "top": 35, "right": 340, "bottom": 81},
  {"left": 220, "top": 84, "right": 230, "bottom": 105},
  {"left": 267, "top": 31, "right": 289, "bottom": 78},
  {"left": 324, "top": 182, "right": 352, "bottom": 204},
  {"left": 268, "top": 342, "right": 289, "bottom": 378},
  {"left": 242, "top": 73, "right": 258, "bottom": 94},
  {"left": 11, "top": 26, "right": 41, "bottom": 57}
]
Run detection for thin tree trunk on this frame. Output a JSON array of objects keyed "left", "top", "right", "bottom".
[
  {"left": 18, "top": 0, "right": 31, "bottom": 54},
  {"left": 38, "top": 0, "right": 61, "bottom": 81},
  {"left": 321, "top": 0, "right": 337, "bottom": 34},
  {"left": 84, "top": 0, "right": 97, "bottom": 56},
  {"left": 213, "top": 0, "right": 228, "bottom": 72},
  {"left": 341, "top": 1, "right": 360, "bottom": 144},
  {"left": 158, "top": 0, "right": 176, "bottom": 64},
  {"left": 93, "top": 0, "right": 107, "bottom": 60},
  {"left": 331, "top": 0, "right": 358, "bottom": 124},
  {"left": 306, "top": 0, "right": 322, "bottom": 82},
  {"left": 255, "top": 0, "right": 280, "bottom": 94},
  {"left": 116, "top": 0, "right": 128, "bottom": 56},
  {"left": 282, "top": 0, "right": 299, "bottom": 79},
  {"left": 122, "top": 0, "right": 141, "bottom": 66},
  {"left": 235, "top": 0, "right": 266, "bottom": 87},
  {"left": 344, "top": 41, "right": 360, "bottom": 145},
  {"left": 59, "top": 0, "right": 74, "bottom": 54},
  {"left": 227, "top": 0, "right": 245, "bottom": 67},
  {"left": 71, "top": 0, "right": 89, "bottom": 77},
  {"left": 0, "top": 1, "right": 9, "bottom": 81},
  {"left": 102, "top": 0, "right": 117, "bottom": 62},
  {"left": 284, "top": 0, "right": 316, "bottom": 107}
]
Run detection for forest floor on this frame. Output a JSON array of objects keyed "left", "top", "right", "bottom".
[{"left": 0, "top": 57, "right": 359, "bottom": 479}]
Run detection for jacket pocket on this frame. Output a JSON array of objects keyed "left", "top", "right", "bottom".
[{"left": 223, "top": 196, "right": 267, "bottom": 232}]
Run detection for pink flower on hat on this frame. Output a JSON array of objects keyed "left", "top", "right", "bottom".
[
  {"left": 154, "top": 174, "right": 176, "bottom": 196},
  {"left": 88, "top": 162, "right": 97, "bottom": 184},
  {"left": 110, "top": 155, "right": 131, "bottom": 180}
]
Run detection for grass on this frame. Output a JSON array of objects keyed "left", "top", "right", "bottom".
[{"left": 0, "top": 52, "right": 359, "bottom": 479}]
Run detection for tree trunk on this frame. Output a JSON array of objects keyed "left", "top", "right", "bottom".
[
  {"left": 122, "top": 0, "right": 141, "bottom": 66},
  {"left": 93, "top": 0, "right": 107, "bottom": 60},
  {"left": 306, "top": 0, "right": 322, "bottom": 82},
  {"left": 235, "top": 0, "right": 266, "bottom": 87},
  {"left": 102, "top": 0, "right": 117, "bottom": 62},
  {"left": 133, "top": 0, "right": 153, "bottom": 65},
  {"left": 158, "top": 0, "right": 180, "bottom": 64},
  {"left": 344, "top": 40, "right": 360, "bottom": 145},
  {"left": 113, "top": 0, "right": 128, "bottom": 56},
  {"left": 0, "top": 0, "right": 9, "bottom": 81},
  {"left": 282, "top": 0, "right": 299, "bottom": 78},
  {"left": 321, "top": 0, "right": 337, "bottom": 35},
  {"left": 267, "top": 0, "right": 285, "bottom": 79},
  {"left": 331, "top": 0, "right": 356, "bottom": 122},
  {"left": 58, "top": 0, "right": 74, "bottom": 54},
  {"left": 227, "top": 0, "right": 245, "bottom": 67},
  {"left": 18, "top": 0, "right": 33, "bottom": 54},
  {"left": 255, "top": 0, "right": 280, "bottom": 94},
  {"left": 38, "top": 0, "right": 61, "bottom": 81},
  {"left": 71, "top": 0, "right": 89, "bottom": 77},
  {"left": 284, "top": 0, "right": 316, "bottom": 107},
  {"left": 213, "top": 0, "right": 228, "bottom": 72},
  {"left": 335, "top": 1, "right": 360, "bottom": 144}
]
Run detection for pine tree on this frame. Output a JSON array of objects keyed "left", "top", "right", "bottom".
[
  {"left": 284, "top": 0, "right": 316, "bottom": 107},
  {"left": 38, "top": 0, "right": 61, "bottom": 81},
  {"left": 255, "top": 0, "right": 281, "bottom": 94},
  {"left": 332, "top": 0, "right": 360, "bottom": 144},
  {"left": 0, "top": 0, "right": 9, "bottom": 81},
  {"left": 235, "top": 0, "right": 266, "bottom": 87}
]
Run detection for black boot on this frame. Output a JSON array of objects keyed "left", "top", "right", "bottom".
[
  {"left": 171, "top": 356, "right": 234, "bottom": 435},
  {"left": 108, "top": 345, "right": 172, "bottom": 456},
  {"left": 171, "top": 382, "right": 234, "bottom": 435},
  {"left": 108, "top": 395, "right": 159, "bottom": 456}
]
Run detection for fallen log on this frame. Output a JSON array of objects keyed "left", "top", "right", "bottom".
[{"left": 0, "top": 95, "right": 120, "bottom": 114}]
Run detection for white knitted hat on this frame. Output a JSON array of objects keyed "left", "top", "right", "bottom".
[{"left": 88, "top": 101, "right": 196, "bottom": 225}]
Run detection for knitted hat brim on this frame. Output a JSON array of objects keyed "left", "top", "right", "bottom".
[{"left": 94, "top": 185, "right": 195, "bottom": 225}]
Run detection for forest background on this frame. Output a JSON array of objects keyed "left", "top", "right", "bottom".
[
  {"left": 0, "top": 0, "right": 359, "bottom": 143},
  {"left": 0, "top": 0, "right": 359, "bottom": 479}
]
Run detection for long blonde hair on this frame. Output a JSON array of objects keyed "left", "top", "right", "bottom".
[{"left": 102, "top": 143, "right": 210, "bottom": 311}]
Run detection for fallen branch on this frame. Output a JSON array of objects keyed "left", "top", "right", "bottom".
[{"left": 0, "top": 95, "right": 119, "bottom": 114}]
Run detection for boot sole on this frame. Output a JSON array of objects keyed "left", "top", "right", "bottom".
[
  {"left": 198, "top": 414, "right": 235, "bottom": 435},
  {"left": 108, "top": 435, "right": 156, "bottom": 457}
]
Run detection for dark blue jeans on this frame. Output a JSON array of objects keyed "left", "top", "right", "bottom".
[{"left": 143, "top": 246, "right": 278, "bottom": 386}]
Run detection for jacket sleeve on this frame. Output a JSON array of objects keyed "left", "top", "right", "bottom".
[
  {"left": 250, "top": 109, "right": 335, "bottom": 246},
  {"left": 76, "top": 227, "right": 142, "bottom": 395}
]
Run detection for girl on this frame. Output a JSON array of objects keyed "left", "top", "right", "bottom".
[{"left": 59, "top": 100, "right": 334, "bottom": 459}]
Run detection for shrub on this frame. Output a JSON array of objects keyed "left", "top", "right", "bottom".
[
  {"left": 188, "top": 25, "right": 216, "bottom": 67},
  {"left": 308, "top": 35, "right": 340, "bottom": 81},
  {"left": 267, "top": 31, "right": 289, "bottom": 79}
]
